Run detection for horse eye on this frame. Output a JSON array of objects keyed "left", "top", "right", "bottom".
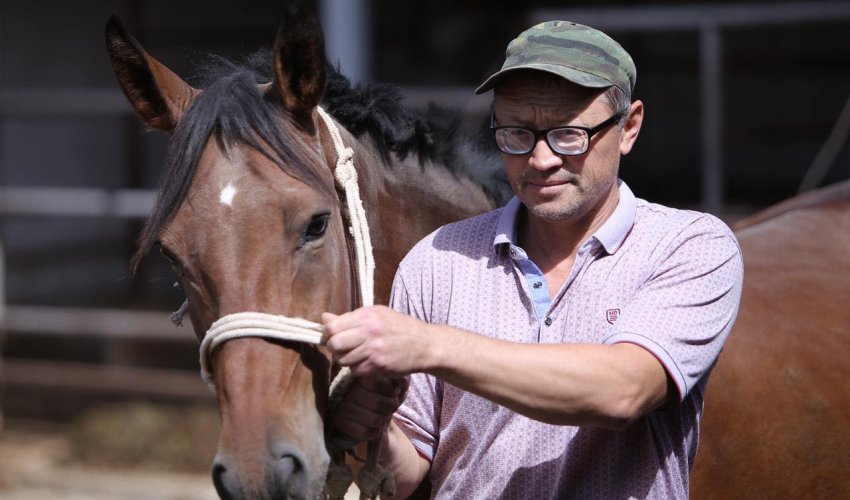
[
  {"left": 303, "top": 214, "right": 330, "bottom": 242},
  {"left": 158, "top": 244, "right": 182, "bottom": 267}
]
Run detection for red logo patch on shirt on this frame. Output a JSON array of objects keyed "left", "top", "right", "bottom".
[{"left": 606, "top": 308, "right": 620, "bottom": 324}]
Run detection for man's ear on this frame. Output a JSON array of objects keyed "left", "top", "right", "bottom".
[{"left": 619, "top": 100, "right": 644, "bottom": 156}]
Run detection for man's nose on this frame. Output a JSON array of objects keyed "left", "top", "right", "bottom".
[{"left": 528, "top": 138, "right": 563, "bottom": 171}]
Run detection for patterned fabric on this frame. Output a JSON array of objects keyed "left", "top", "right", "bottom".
[
  {"left": 475, "top": 20, "right": 637, "bottom": 98},
  {"left": 391, "top": 181, "right": 743, "bottom": 499}
]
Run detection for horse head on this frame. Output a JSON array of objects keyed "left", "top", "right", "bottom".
[{"left": 106, "top": 10, "right": 351, "bottom": 500}]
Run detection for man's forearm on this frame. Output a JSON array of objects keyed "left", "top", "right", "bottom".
[
  {"left": 380, "top": 421, "right": 430, "bottom": 498},
  {"left": 422, "top": 324, "right": 671, "bottom": 428}
]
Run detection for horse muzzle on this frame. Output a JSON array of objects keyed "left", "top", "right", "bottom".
[{"left": 212, "top": 440, "right": 328, "bottom": 500}]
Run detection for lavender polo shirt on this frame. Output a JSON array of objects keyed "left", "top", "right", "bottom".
[{"left": 390, "top": 181, "right": 743, "bottom": 499}]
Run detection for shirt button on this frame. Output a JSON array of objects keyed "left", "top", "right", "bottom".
[
  {"left": 544, "top": 317, "right": 553, "bottom": 326},
  {"left": 533, "top": 281, "right": 542, "bottom": 289}
]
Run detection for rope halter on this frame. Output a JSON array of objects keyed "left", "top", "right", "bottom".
[{"left": 200, "top": 312, "right": 323, "bottom": 387}]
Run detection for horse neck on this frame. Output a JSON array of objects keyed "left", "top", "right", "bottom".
[{"left": 328, "top": 129, "right": 495, "bottom": 305}]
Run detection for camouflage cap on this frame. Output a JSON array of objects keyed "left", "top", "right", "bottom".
[{"left": 475, "top": 20, "right": 636, "bottom": 98}]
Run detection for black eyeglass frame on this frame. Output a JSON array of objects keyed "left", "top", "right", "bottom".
[{"left": 490, "top": 111, "right": 625, "bottom": 156}]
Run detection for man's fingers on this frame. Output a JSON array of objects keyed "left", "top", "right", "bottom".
[
  {"left": 320, "top": 312, "right": 339, "bottom": 343},
  {"left": 331, "top": 399, "right": 392, "bottom": 441},
  {"left": 334, "top": 342, "right": 371, "bottom": 367},
  {"left": 360, "top": 376, "right": 405, "bottom": 397},
  {"left": 333, "top": 402, "right": 388, "bottom": 429},
  {"left": 331, "top": 416, "right": 382, "bottom": 441},
  {"left": 323, "top": 311, "right": 372, "bottom": 355},
  {"left": 324, "top": 308, "right": 372, "bottom": 331},
  {"left": 345, "top": 380, "right": 406, "bottom": 415},
  {"left": 321, "top": 309, "right": 371, "bottom": 342},
  {"left": 325, "top": 328, "right": 369, "bottom": 355}
]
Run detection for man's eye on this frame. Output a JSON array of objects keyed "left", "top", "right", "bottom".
[{"left": 506, "top": 128, "right": 529, "bottom": 137}]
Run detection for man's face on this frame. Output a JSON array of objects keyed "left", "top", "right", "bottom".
[{"left": 493, "top": 73, "right": 631, "bottom": 224}]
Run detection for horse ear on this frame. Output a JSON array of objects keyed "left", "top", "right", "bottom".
[
  {"left": 271, "top": 6, "right": 327, "bottom": 129},
  {"left": 105, "top": 16, "right": 197, "bottom": 131}
]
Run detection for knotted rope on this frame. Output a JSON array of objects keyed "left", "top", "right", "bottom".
[
  {"left": 198, "top": 106, "right": 392, "bottom": 500},
  {"left": 317, "top": 106, "right": 376, "bottom": 309}
]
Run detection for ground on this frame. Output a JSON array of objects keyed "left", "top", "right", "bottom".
[
  {"left": 0, "top": 405, "right": 361, "bottom": 499},
  {"left": 0, "top": 419, "right": 217, "bottom": 499}
]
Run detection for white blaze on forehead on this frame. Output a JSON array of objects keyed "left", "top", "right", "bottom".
[{"left": 219, "top": 183, "right": 238, "bottom": 206}]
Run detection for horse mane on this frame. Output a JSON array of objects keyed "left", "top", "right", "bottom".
[
  {"left": 131, "top": 49, "right": 508, "bottom": 270},
  {"left": 321, "top": 69, "right": 508, "bottom": 205}
]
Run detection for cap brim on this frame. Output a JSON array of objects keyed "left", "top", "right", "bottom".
[{"left": 474, "top": 63, "right": 616, "bottom": 95}]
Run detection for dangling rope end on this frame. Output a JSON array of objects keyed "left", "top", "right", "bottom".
[
  {"left": 326, "top": 458, "right": 354, "bottom": 500},
  {"left": 171, "top": 299, "right": 189, "bottom": 326},
  {"left": 357, "top": 463, "right": 395, "bottom": 499}
]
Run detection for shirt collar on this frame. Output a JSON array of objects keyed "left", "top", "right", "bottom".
[
  {"left": 493, "top": 179, "right": 637, "bottom": 256},
  {"left": 595, "top": 180, "right": 636, "bottom": 253}
]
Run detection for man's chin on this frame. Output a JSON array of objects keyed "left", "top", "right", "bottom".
[{"left": 525, "top": 200, "right": 583, "bottom": 222}]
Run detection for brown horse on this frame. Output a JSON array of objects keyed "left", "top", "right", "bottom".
[
  {"left": 693, "top": 180, "right": 850, "bottom": 498},
  {"left": 105, "top": 9, "right": 503, "bottom": 500}
]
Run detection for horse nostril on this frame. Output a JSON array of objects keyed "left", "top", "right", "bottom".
[
  {"left": 212, "top": 459, "right": 238, "bottom": 500},
  {"left": 277, "top": 454, "right": 299, "bottom": 478},
  {"left": 272, "top": 444, "right": 309, "bottom": 493}
]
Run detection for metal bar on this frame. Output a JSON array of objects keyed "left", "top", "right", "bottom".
[
  {"left": 401, "top": 85, "right": 490, "bottom": 114},
  {"left": 0, "top": 186, "right": 155, "bottom": 218},
  {"left": 797, "top": 93, "right": 850, "bottom": 193},
  {"left": 2, "top": 358, "right": 212, "bottom": 400},
  {"left": 700, "top": 23, "right": 724, "bottom": 213},
  {"left": 4, "top": 305, "right": 191, "bottom": 341},
  {"left": 0, "top": 240, "right": 5, "bottom": 327},
  {"left": 0, "top": 89, "right": 131, "bottom": 117},
  {"left": 531, "top": 2, "right": 850, "bottom": 32},
  {"left": 320, "top": 0, "right": 372, "bottom": 84},
  {"left": 0, "top": 86, "right": 486, "bottom": 119}
]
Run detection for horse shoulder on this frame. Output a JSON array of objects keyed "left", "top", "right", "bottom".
[{"left": 694, "top": 193, "right": 850, "bottom": 499}]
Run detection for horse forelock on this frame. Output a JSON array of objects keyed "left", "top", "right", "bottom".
[{"left": 131, "top": 64, "right": 330, "bottom": 271}]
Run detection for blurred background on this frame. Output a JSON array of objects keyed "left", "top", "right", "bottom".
[{"left": 0, "top": 0, "right": 849, "bottom": 497}]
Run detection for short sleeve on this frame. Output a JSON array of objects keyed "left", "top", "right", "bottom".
[
  {"left": 605, "top": 215, "right": 744, "bottom": 401},
  {"left": 389, "top": 268, "right": 442, "bottom": 461}
]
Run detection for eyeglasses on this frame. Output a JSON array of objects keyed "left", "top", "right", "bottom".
[{"left": 491, "top": 112, "right": 623, "bottom": 156}]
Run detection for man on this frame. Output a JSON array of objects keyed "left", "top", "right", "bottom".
[{"left": 323, "top": 20, "right": 743, "bottom": 499}]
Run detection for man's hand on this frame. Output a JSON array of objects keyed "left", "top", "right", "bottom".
[
  {"left": 322, "top": 307, "right": 421, "bottom": 442},
  {"left": 329, "top": 376, "right": 408, "bottom": 441},
  {"left": 322, "top": 305, "right": 432, "bottom": 377}
]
